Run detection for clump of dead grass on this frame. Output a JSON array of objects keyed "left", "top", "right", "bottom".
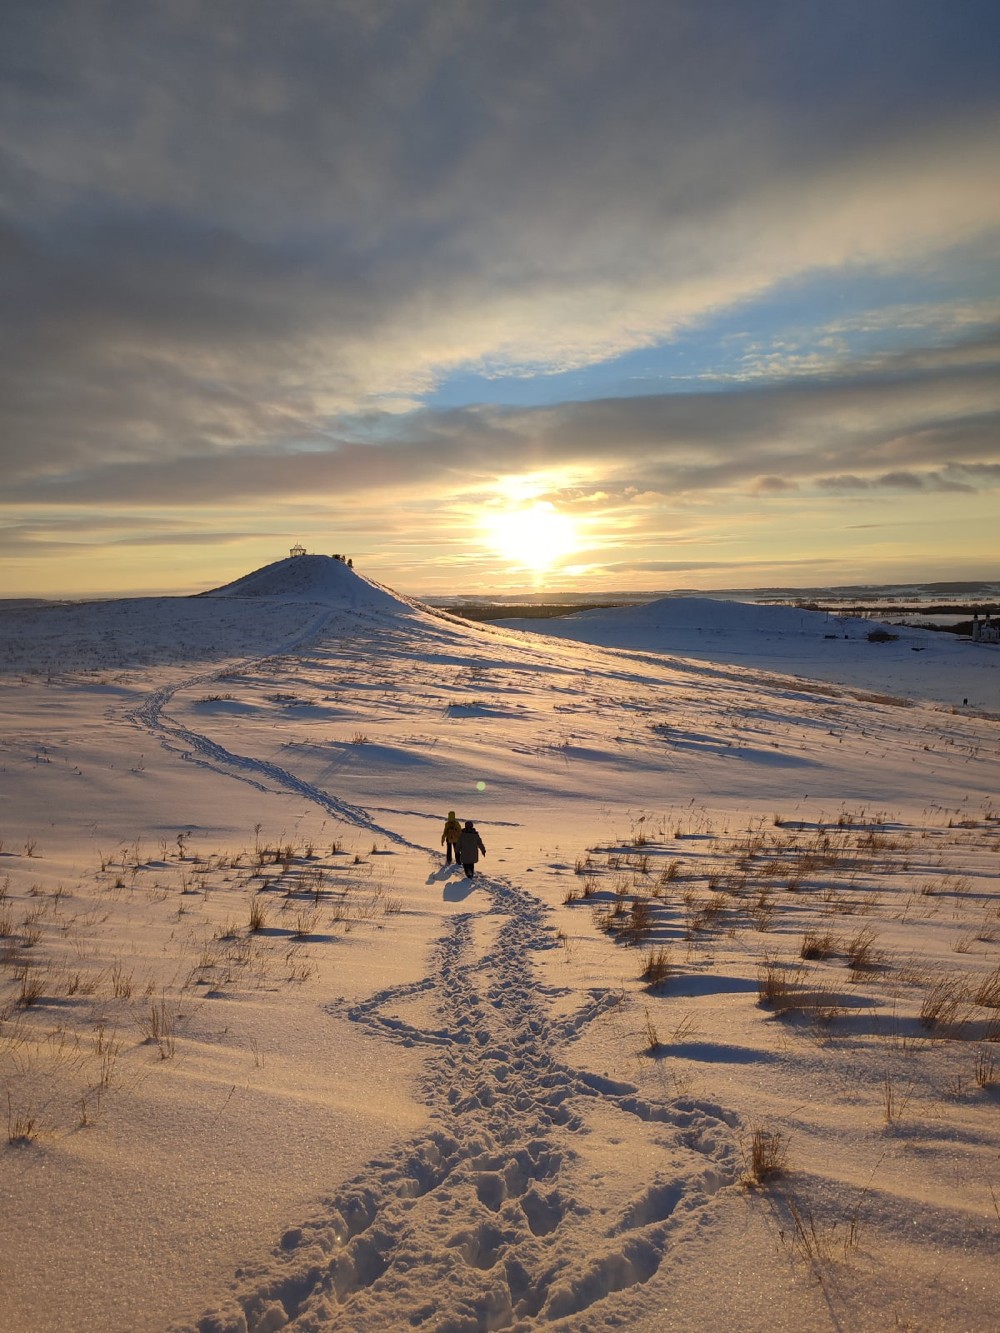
[{"left": 742, "top": 1121, "right": 788, "bottom": 1184}]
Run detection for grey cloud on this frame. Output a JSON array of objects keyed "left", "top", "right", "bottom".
[
  {"left": 753, "top": 476, "right": 800, "bottom": 494},
  {"left": 7, "top": 345, "right": 998, "bottom": 510},
  {"left": 816, "top": 475, "right": 872, "bottom": 492},
  {"left": 875, "top": 472, "right": 926, "bottom": 491},
  {"left": 816, "top": 469, "right": 979, "bottom": 494},
  {"left": 945, "top": 462, "right": 1000, "bottom": 484},
  {"left": 6, "top": 1, "right": 944, "bottom": 233},
  {"left": 113, "top": 531, "right": 264, "bottom": 548},
  {"left": 600, "top": 557, "right": 831, "bottom": 575},
  {"left": 2, "top": 1, "right": 999, "bottom": 526}
]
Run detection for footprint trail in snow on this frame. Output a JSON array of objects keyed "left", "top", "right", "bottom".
[{"left": 183, "top": 874, "right": 741, "bottom": 1332}]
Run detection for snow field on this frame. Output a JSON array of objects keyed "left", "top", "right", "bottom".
[{"left": 1, "top": 557, "right": 998, "bottom": 1330}]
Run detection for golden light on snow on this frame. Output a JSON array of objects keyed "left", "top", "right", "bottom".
[{"left": 481, "top": 500, "right": 579, "bottom": 571}]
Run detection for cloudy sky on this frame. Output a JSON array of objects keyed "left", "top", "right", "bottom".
[{"left": 2, "top": 0, "right": 999, "bottom": 598}]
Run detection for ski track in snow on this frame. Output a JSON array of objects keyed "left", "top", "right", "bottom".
[
  {"left": 124, "top": 607, "right": 418, "bottom": 847},
  {"left": 178, "top": 872, "right": 741, "bottom": 1332}
]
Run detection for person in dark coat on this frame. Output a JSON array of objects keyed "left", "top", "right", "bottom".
[
  {"left": 456, "top": 821, "right": 486, "bottom": 879},
  {"left": 441, "top": 810, "right": 462, "bottom": 864}
]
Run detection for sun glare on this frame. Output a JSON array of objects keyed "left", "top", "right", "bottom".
[{"left": 483, "top": 501, "right": 579, "bottom": 571}]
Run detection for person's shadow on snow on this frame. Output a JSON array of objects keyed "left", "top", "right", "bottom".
[
  {"left": 426, "top": 863, "right": 461, "bottom": 884},
  {"left": 442, "top": 876, "right": 476, "bottom": 902}
]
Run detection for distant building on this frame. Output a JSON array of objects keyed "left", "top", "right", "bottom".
[
  {"left": 972, "top": 613, "right": 1000, "bottom": 643},
  {"left": 289, "top": 544, "right": 307, "bottom": 558}
]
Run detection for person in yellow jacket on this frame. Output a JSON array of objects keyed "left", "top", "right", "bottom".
[{"left": 441, "top": 810, "right": 462, "bottom": 865}]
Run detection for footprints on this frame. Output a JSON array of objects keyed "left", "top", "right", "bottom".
[
  {"left": 544, "top": 1237, "right": 662, "bottom": 1320},
  {"left": 447, "top": 1221, "right": 509, "bottom": 1270},
  {"left": 519, "top": 1186, "right": 565, "bottom": 1237},
  {"left": 182, "top": 874, "right": 741, "bottom": 1330},
  {"left": 613, "top": 1181, "right": 683, "bottom": 1233},
  {"left": 397, "top": 1137, "right": 457, "bottom": 1198},
  {"left": 472, "top": 1142, "right": 564, "bottom": 1221},
  {"left": 474, "top": 1173, "right": 506, "bottom": 1212}
]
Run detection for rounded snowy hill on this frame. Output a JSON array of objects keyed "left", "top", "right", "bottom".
[
  {"left": 206, "top": 555, "right": 418, "bottom": 615},
  {"left": 500, "top": 595, "right": 997, "bottom": 709},
  {"left": 501, "top": 595, "right": 876, "bottom": 647},
  {"left": 0, "top": 557, "right": 428, "bottom": 677}
]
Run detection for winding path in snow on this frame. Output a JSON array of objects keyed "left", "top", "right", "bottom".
[
  {"left": 123, "top": 606, "right": 418, "bottom": 846},
  {"left": 180, "top": 871, "right": 741, "bottom": 1332}
]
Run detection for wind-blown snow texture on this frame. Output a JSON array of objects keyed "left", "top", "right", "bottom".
[{"left": 1, "top": 557, "right": 998, "bottom": 1332}]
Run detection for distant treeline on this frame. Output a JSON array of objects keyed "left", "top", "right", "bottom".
[
  {"left": 919, "top": 620, "right": 999, "bottom": 637},
  {"left": 794, "top": 601, "right": 999, "bottom": 615},
  {"left": 440, "top": 599, "right": 1000, "bottom": 628},
  {"left": 789, "top": 599, "right": 1000, "bottom": 634}
]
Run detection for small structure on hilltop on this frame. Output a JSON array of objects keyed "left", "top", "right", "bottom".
[
  {"left": 972, "top": 613, "right": 1000, "bottom": 643},
  {"left": 289, "top": 544, "right": 307, "bottom": 558}
]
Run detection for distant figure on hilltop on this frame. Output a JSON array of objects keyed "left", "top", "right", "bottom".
[
  {"left": 456, "top": 821, "right": 486, "bottom": 879},
  {"left": 441, "top": 810, "right": 462, "bottom": 864}
]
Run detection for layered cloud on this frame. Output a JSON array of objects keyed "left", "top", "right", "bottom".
[{"left": 1, "top": 0, "right": 998, "bottom": 591}]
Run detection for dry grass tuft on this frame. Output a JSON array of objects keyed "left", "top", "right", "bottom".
[
  {"left": 15, "top": 964, "right": 48, "bottom": 1008},
  {"left": 757, "top": 956, "right": 799, "bottom": 1011},
  {"left": 6, "top": 1093, "right": 39, "bottom": 1144},
  {"left": 610, "top": 896, "right": 655, "bottom": 944},
  {"left": 974, "top": 1048, "right": 996, "bottom": 1088},
  {"left": 973, "top": 967, "right": 1000, "bottom": 1009},
  {"left": 640, "top": 946, "right": 672, "bottom": 987},
  {"left": 919, "top": 974, "right": 967, "bottom": 1032},
  {"left": 845, "top": 926, "right": 882, "bottom": 976},
  {"left": 139, "top": 1000, "right": 177, "bottom": 1058},
  {"left": 641, "top": 1005, "right": 662, "bottom": 1054},
  {"left": 882, "top": 1070, "right": 915, "bottom": 1123},
  {"left": 800, "top": 930, "right": 837, "bottom": 961},
  {"left": 744, "top": 1121, "right": 787, "bottom": 1183}
]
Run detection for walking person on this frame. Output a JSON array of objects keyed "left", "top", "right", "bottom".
[
  {"left": 456, "top": 820, "right": 486, "bottom": 879},
  {"left": 441, "top": 810, "right": 462, "bottom": 865}
]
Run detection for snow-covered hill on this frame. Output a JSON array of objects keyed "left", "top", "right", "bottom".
[
  {"left": 0, "top": 557, "right": 426, "bottom": 676},
  {"left": 499, "top": 595, "right": 999, "bottom": 710},
  {"left": 206, "top": 554, "right": 420, "bottom": 616}
]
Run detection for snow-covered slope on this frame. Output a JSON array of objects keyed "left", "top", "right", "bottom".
[
  {"left": 500, "top": 595, "right": 999, "bottom": 710},
  {"left": 1, "top": 572, "right": 998, "bottom": 1332},
  {"left": 0, "top": 558, "right": 426, "bottom": 676}
]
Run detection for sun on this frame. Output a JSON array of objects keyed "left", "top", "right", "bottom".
[{"left": 482, "top": 501, "right": 579, "bottom": 571}]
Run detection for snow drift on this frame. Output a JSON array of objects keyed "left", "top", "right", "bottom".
[{"left": 503, "top": 594, "right": 873, "bottom": 645}]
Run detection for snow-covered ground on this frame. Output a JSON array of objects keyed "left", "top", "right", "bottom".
[
  {"left": 1, "top": 556, "right": 998, "bottom": 1332},
  {"left": 498, "top": 596, "right": 1000, "bottom": 713}
]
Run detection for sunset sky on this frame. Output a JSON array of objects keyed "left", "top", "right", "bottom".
[{"left": 2, "top": 1, "right": 999, "bottom": 598}]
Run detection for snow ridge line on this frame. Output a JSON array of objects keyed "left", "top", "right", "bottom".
[{"left": 180, "top": 874, "right": 742, "bottom": 1332}]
